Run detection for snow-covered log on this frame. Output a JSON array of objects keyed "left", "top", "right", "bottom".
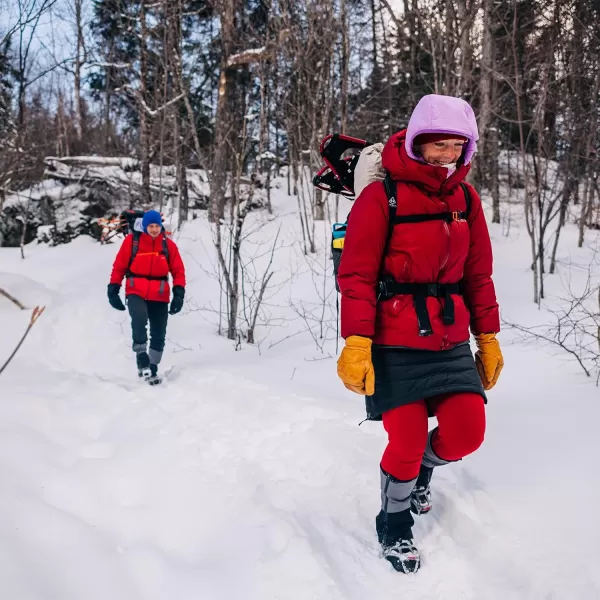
[{"left": 0, "top": 156, "right": 269, "bottom": 247}]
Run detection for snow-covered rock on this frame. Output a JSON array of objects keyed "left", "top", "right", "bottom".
[{"left": 0, "top": 156, "right": 270, "bottom": 247}]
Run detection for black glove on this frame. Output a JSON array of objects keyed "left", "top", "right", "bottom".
[
  {"left": 169, "top": 285, "right": 185, "bottom": 315},
  {"left": 107, "top": 283, "right": 126, "bottom": 311}
]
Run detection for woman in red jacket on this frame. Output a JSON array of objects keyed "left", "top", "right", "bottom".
[
  {"left": 336, "top": 94, "right": 503, "bottom": 574},
  {"left": 107, "top": 210, "right": 186, "bottom": 383}
]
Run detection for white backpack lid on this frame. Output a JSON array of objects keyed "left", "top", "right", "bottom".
[{"left": 353, "top": 142, "right": 385, "bottom": 199}]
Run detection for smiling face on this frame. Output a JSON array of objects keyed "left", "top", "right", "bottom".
[
  {"left": 415, "top": 138, "right": 466, "bottom": 167},
  {"left": 146, "top": 223, "right": 162, "bottom": 238}
]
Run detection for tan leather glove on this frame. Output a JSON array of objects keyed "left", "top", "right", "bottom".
[
  {"left": 337, "top": 336, "right": 375, "bottom": 396},
  {"left": 474, "top": 333, "right": 504, "bottom": 390}
]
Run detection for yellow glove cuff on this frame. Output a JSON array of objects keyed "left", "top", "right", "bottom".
[
  {"left": 346, "top": 335, "right": 373, "bottom": 350},
  {"left": 474, "top": 332, "right": 497, "bottom": 346}
]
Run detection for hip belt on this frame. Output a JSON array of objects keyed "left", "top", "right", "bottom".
[{"left": 377, "top": 279, "right": 461, "bottom": 337}]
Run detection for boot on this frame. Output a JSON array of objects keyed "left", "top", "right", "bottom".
[
  {"left": 411, "top": 464, "right": 433, "bottom": 516},
  {"left": 145, "top": 363, "right": 162, "bottom": 386},
  {"left": 376, "top": 509, "right": 420, "bottom": 574},
  {"left": 136, "top": 351, "right": 151, "bottom": 378},
  {"left": 379, "top": 468, "right": 420, "bottom": 574}
]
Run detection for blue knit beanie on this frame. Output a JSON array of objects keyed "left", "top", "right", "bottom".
[{"left": 142, "top": 210, "right": 163, "bottom": 233}]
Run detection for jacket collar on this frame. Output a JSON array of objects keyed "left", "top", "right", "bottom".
[{"left": 381, "top": 129, "right": 471, "bottom": 194}]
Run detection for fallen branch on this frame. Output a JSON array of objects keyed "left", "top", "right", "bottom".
[
  {"left": 0, "top": 288, "right": 26, "bottom": 310},
  {"left": 0, "top": 306, "right": 45, "bottom": 377}
]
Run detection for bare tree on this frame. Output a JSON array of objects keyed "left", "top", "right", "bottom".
[
  {"left": 478, "top": 0, "right": 501, "bottom": 223},
  {"left": 213, "top": 95, "right": 259, "bottom": 340},
  {"left": 54, "top": 0, "right": 89, "bottom": 144},
  {"left": 14, "top": 0, "right": 58, "bottom": 128},
  {"left": 138, "top": 0, "right": 151, "bottom": 205},
  {"left": 503, "top": 256, "right": 600, "bottom": 384}
]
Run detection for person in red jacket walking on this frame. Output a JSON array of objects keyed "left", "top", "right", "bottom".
[
  {"left": 107, "top": 210, "right": 186, "bottom": 382},
  {"left": 336, "top": 94, "right": 504, "bottom": 574}
]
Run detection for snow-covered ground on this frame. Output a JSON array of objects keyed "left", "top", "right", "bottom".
[{"left": 1, "top": 179, "right": 599, "bottom": 599}]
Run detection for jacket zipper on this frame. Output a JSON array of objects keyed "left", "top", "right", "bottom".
[
  {"left": 439, "top": 196, "right": 451, "bottom": 271},
  {"left": 439, "top": 194, "right": 451, "bottom": 348},
  {"left": 148, "top": 236, "right": 156, "bottom": 297}
]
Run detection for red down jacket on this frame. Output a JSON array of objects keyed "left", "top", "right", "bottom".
[
  {"left": 337, "top": 130, "right": 500, "bottom": 351},
  {"left": 109, "top": 232, "right": 186, "bottom": 302}
]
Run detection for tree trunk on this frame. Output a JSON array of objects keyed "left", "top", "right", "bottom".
[
  {"left": 549, "top": 185, "right": 570, "bottom": 274},
  {"left": 406, "top": 0, "right": 419, "bottom": 107},
  {"left": 479, "top": 0, "right": 501, "bottom": 222},
  {"left": 490, "top": 126, "right": 500, "bottom": 223},
  {"left": 210, "top": 0, "right": 238, "bottom": 223},
  {"left": 139, "top": 0, "right": 152, "bottom": 205},
  {"left": 258, "top": 59, "right": 272, "bottom": 213},
  {"left": 177, "top": 108, "right": 189, "bottom": 224},
  {"left": 370, "top": 0, "right": 379, "bottom": 75},
  {"left": 17, "top": 77, "right": 26, "bottom": 129},
  {"left": 511, "top": 0, "right": 538, "bottom": 303},
  {"left": 340, "top": 0, "right": 349, "bottom": 134},
  {"left": 104, "top": 63, "right": 112, "bottom": 153},
  {"left": 314, "top": 189, "right": 325, "bottom": 221},
  {"left": 56, "top": 91, "right": 68, "bottom": 156},
  {"left": 73, "top": 0, "right": 84, "bottom": 143},
  {"left": 455, "top": 0, "right": 473, "bottom": 96},
  {"left": 171, "top": 0, "right": 188, "bottom": 223}
]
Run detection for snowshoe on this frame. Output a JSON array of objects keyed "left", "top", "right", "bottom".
[
  {"left": 136, "top": 351, "right": 152, "bottom": 379},
  {"left": 376, "top": 509, "right": 420, "bottom": 574},
  {"left": 410, "top": 485, "right": 432, "bottom": 515},
  {"left": 313, "top": 133, "right": 370, "bottom": 197},
  {"left": 381, "top": 538, "right": 421, "bottom": 574},
  {"left": 411, "top": 465, "right": 433, "bottom": 516},
  {"left": 138, "top": 367, "right": 152, "bottom": 379},
  {"left": 145, "top": 364, "right": 162, "bottom": 386}
]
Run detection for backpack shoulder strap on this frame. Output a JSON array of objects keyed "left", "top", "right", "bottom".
[
  {"left": 162, "top": 236, "right": 170, "bottom": 266},
  {"left": 383, "top": 172, "right": 397, "bottom": 250},
  {"left": 128, "top": 231, "right": 141, "bottom": 271},
  {"left": 460, "top": 182, "right": 472, "bottom": 219}
]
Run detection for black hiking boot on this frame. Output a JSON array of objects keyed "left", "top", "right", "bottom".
[
  {"left": 136, "top": 351, "right": 151, "bottom": 378},
  {"left": 376, "top": 509, "right": 420, "bottom": 574},
  {"left": 411, "top": 465, "right": 433, "bottom": 516},
  {"left": 146, "top": 363, "right": 161, "bottom": 386}
]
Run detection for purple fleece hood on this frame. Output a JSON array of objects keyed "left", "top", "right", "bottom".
[{"left": 405, "top": 94, "right": 479, "bottom": 165}]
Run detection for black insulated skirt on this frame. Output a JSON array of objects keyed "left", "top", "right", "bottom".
[{"left": 365, "top": 342, "right": 486, "bottom": 420}]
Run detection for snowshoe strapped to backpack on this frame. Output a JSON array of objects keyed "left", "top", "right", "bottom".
[
  {"left": 312, "top": 134, "right": 370, "bottom": 291},
  {"left": 119, "top": 209, "right": 146, "bottom": 236},
  {"left": 313, "top": 134, "right": 371, "bottom": 197}
]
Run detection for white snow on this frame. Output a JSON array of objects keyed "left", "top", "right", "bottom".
[
  {"left": 227, "top": 47, "right": 267, "bottom": 67},
  {"left": 3, "top": 181, "right": 83, "bottom": 209},
  {"left": 0, "top": 175, "right": 599, "bottom": 599}
]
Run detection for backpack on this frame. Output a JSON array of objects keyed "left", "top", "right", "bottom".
[
  {"left": 331, "top": 174, "right": 472, "bottom": 293},
  {"left": 127, "top": 230, "right": 170, "bottom": 276},
  {"left": 317, "top": 133, "right": 473, "bottom": 337}
]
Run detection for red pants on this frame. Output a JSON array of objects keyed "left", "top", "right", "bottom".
[{"left": 380, "top": 393, "right": 486, "bottom": 481}]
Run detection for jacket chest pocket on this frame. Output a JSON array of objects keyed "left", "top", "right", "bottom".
[
  {"left": 154, "top": 255, "right": 169, "bottom": 275},
  {"left": 450, "top": 222, "right": 470, "bottom": 265}
]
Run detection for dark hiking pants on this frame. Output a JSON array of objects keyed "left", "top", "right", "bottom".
[{"left": 127, "top": 294, "right": 168, "bottom": 365}]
